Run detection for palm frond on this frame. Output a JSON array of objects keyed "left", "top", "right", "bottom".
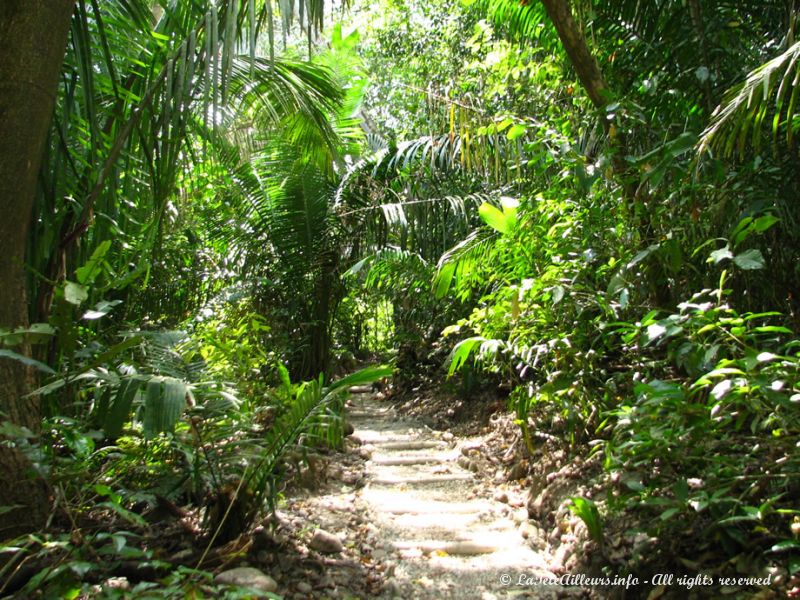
[
  {"left": 434, "top": 228, "right": 498, "bottom": 300},
  {"left": 31, "top": 0, "right": 346, "bottom": 325},
  {"left": 477, "top": 0, "right": 553, "bottom": 48},
  {"left": 699, "top": 41, "right": 800, "bottom": 158},
  {"left": 240, "top": 365, "right": 387, "bottom": 516}
]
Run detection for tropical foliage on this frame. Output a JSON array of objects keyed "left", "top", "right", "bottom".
[{"left": 1, "top": 0, "right": 799, "bottom": 595}]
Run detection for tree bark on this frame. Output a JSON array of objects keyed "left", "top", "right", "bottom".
[
  {"left": 0, "top": 0, "right": 75, "bottom": 539},
  {"left": 687, "top": 0, "right": 715, "bottom": 113},
  {"left": 540, "top": 0, "right": 611, "bottom": 109},
  {"left": 539, "top": 0, "right": 671, "bottom": 301}
]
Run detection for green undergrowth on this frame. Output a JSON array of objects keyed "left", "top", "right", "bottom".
[{"left": 1, "top": 294, "right": 389, "bottom": 596}]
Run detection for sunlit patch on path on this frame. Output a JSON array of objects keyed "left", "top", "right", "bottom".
[{"left": 347, "top": 388, "right": 560, "bottom": 599}]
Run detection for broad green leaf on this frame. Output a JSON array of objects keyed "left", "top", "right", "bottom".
[
  {"left": 667, "top": 132, "right": 698, "bottom": 157},
  {"left": 619, "top": 288, "right": 629, "bottom": 309},
  {"left": 64, "top": 281, "right": 89, "bottom": 305},
  {"left": 26, "top": 323, "right": 55, "bottom": 336},
  {"left": 68, "top": 561, "right": 94, "bottom": 577},
  {"left": 752, "top": 325, "right": 792, "bottom": 334},
  {"left": 753, "top": 214, "right": 779, "bottom": 233},
  {"left": 328, "top": 365, "right": 393, "bottom": 392},
  {"left": 433, "top": 262, "right": 456, "bottom": 299},
  {"left": 628, "top": 244, "right": 659, "bottom": 268},
  {"left": 569, "top": 497, "right": 603, "bottom": 545},
  {"left": 708, "top": 247, "right": 733, "bottom": 264},
  {"left": 93, "top": 484, "right": 113, "bottom": 498},
  {"left": 506, "top": 124, "right": 527, "bottom": 140},
  {"left": 733, "top": 249, "right": 765, "bottom": 270},
  {"left": 83, "top": 299, "right": 123, "bottom": 320},
  {"left": 478, "top": 203, "right": 510, "bottom": 234},
  {"left": 551, "top": 285, "right": 565, "bottom": 305},
  {"left": 278, "top": 362, "right": 292, "bottom": 395},
  {"left": 711, "top": 379, "right": 733, "bottom": 400},
  {"left": 660, "top": 507, "right": 680, "bottom": 521},
  {"left": 447, "top": 337, "right": 484, "bottom": 376},
  {"left": 103, "top": 378, "right": 142, "bottom": 439},
  {"left": 75, "top": 240, "right": 112, "bottom": 285},
  {"left": 142, "top": 377, "right": 186, "bottom": 439},
  {"left": 770, "top": 540, "right": 800, "bottom": 553},
  {"left": 496, "top": 118, "right": 513, "bottom": 132},
  {"left": 644, "top": 323, "right": 666, "bottom": 344}
]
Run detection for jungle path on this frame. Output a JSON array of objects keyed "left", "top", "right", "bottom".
[{"left": 343, "top": 387, "right": 561, "bottom": 599}]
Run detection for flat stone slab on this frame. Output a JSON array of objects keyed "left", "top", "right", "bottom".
[
  {"left": 373, "top": 440, "right": 447, "bottom": 450},
  {"left": 347, "top": 410, "right": 392, "bottom": 418},
  {"left": 214, "top": 567, "right": 278, "bottom": 593},
  {"left": 369, "top": 474, "right": 474, "bottom": 485},
  {"left": 376, "top": 501, "right": 490, "bottom": 515},
  {"left": 392, "top": 540, "right": 500, "bottom": 555},
  {"left": 370, "top": 454, "right": 455, "bottom": 466},
  {"left": 348, "top": 385, "right": 373, "bottom": 393}
]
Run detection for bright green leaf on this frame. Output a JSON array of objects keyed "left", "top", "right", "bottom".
[
  {"left": 507, "top": 124, "right": 527, "bottom": 140},
  {"left": 478, "top": 202, "right": 510, "bottom": 234}
]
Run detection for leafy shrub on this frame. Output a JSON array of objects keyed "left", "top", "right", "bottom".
[{"left": 607, "top": 289, "right": 799, "bottom": 564}]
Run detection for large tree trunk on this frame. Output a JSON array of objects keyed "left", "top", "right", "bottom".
[{"left": 0, "top": 0, "right": 75, "bottom": 539}]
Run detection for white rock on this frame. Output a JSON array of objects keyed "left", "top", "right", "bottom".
[
  {"left": 214, "top": 567, "right": 278, "bottom": 593},
  {"left": 493, "top": 490, "right": 509, "bottom": 503},
  {"left": 296, "top": 581, "right": 312, "bottom": 594},
  {"left": 552, "top": 541, "right": 576, "bottom": 570},
  {"left": 309, "top": 528, "right": 344, "bottom": 554},
  {"left": 102, "top": 577, "right": 130, "bottom": 591}
]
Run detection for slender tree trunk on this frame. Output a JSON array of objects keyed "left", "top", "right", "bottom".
[
  {"left": 0, "top": 0, "right": 75, "bottom": 539},
  {"left": 688, "top": 0, "right": 715, "bottom": 112},
  {"left": 540, "top": 0, "right": 671, "bottom": 302},
  {"left": 540, "top": 0, "right": 611, "bottom": 109}
]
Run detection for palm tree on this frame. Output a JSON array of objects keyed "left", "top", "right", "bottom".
[{"left": 0, "top": 0, "right": 343, "bottom": 539}]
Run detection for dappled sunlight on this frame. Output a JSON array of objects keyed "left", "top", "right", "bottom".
[
  {"left": 349, "top": 392, "right": 556, "bottom": 598},
  {"left": 1, "top": 0, "right": 797, "bottom": 596}
]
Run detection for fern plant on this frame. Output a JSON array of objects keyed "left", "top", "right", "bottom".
[{"left": 199, "top": 364, "right": 392, "bottom": 549}]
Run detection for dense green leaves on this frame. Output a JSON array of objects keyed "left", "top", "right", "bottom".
[{"left": 4, "top": 0, "right": 800, "bottom": 590}]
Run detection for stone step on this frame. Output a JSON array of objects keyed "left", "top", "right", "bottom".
[
  {"left": 387, "top": 511, "right": 483, "bottom": 531},
  {"left": 391, "top": 540, "right": 500, "bottom": 556},
  {"left": 347, "top": 410, "right": 392, "bottom": 419},
  {"left": 351, "top": 432, "right": 425, "bottom": 444},
  {"left": 370, "top": 454, "right": 456, "bottom": 466},
  {"left": 372, "top": 440, "right": 447, "bottom": 451},
  {"left": 368, "top": 474, "right": 474, "bottom": 485},
  {"left": 375, "top": 501, "right": 490, "bottom": 515},
  {"left": 348, "top": 385, "right": 373, "bottom": 393}
]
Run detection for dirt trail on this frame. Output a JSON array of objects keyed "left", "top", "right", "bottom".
[{"left": 345, "top": 388, "right": 561, "bottom": 599}]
